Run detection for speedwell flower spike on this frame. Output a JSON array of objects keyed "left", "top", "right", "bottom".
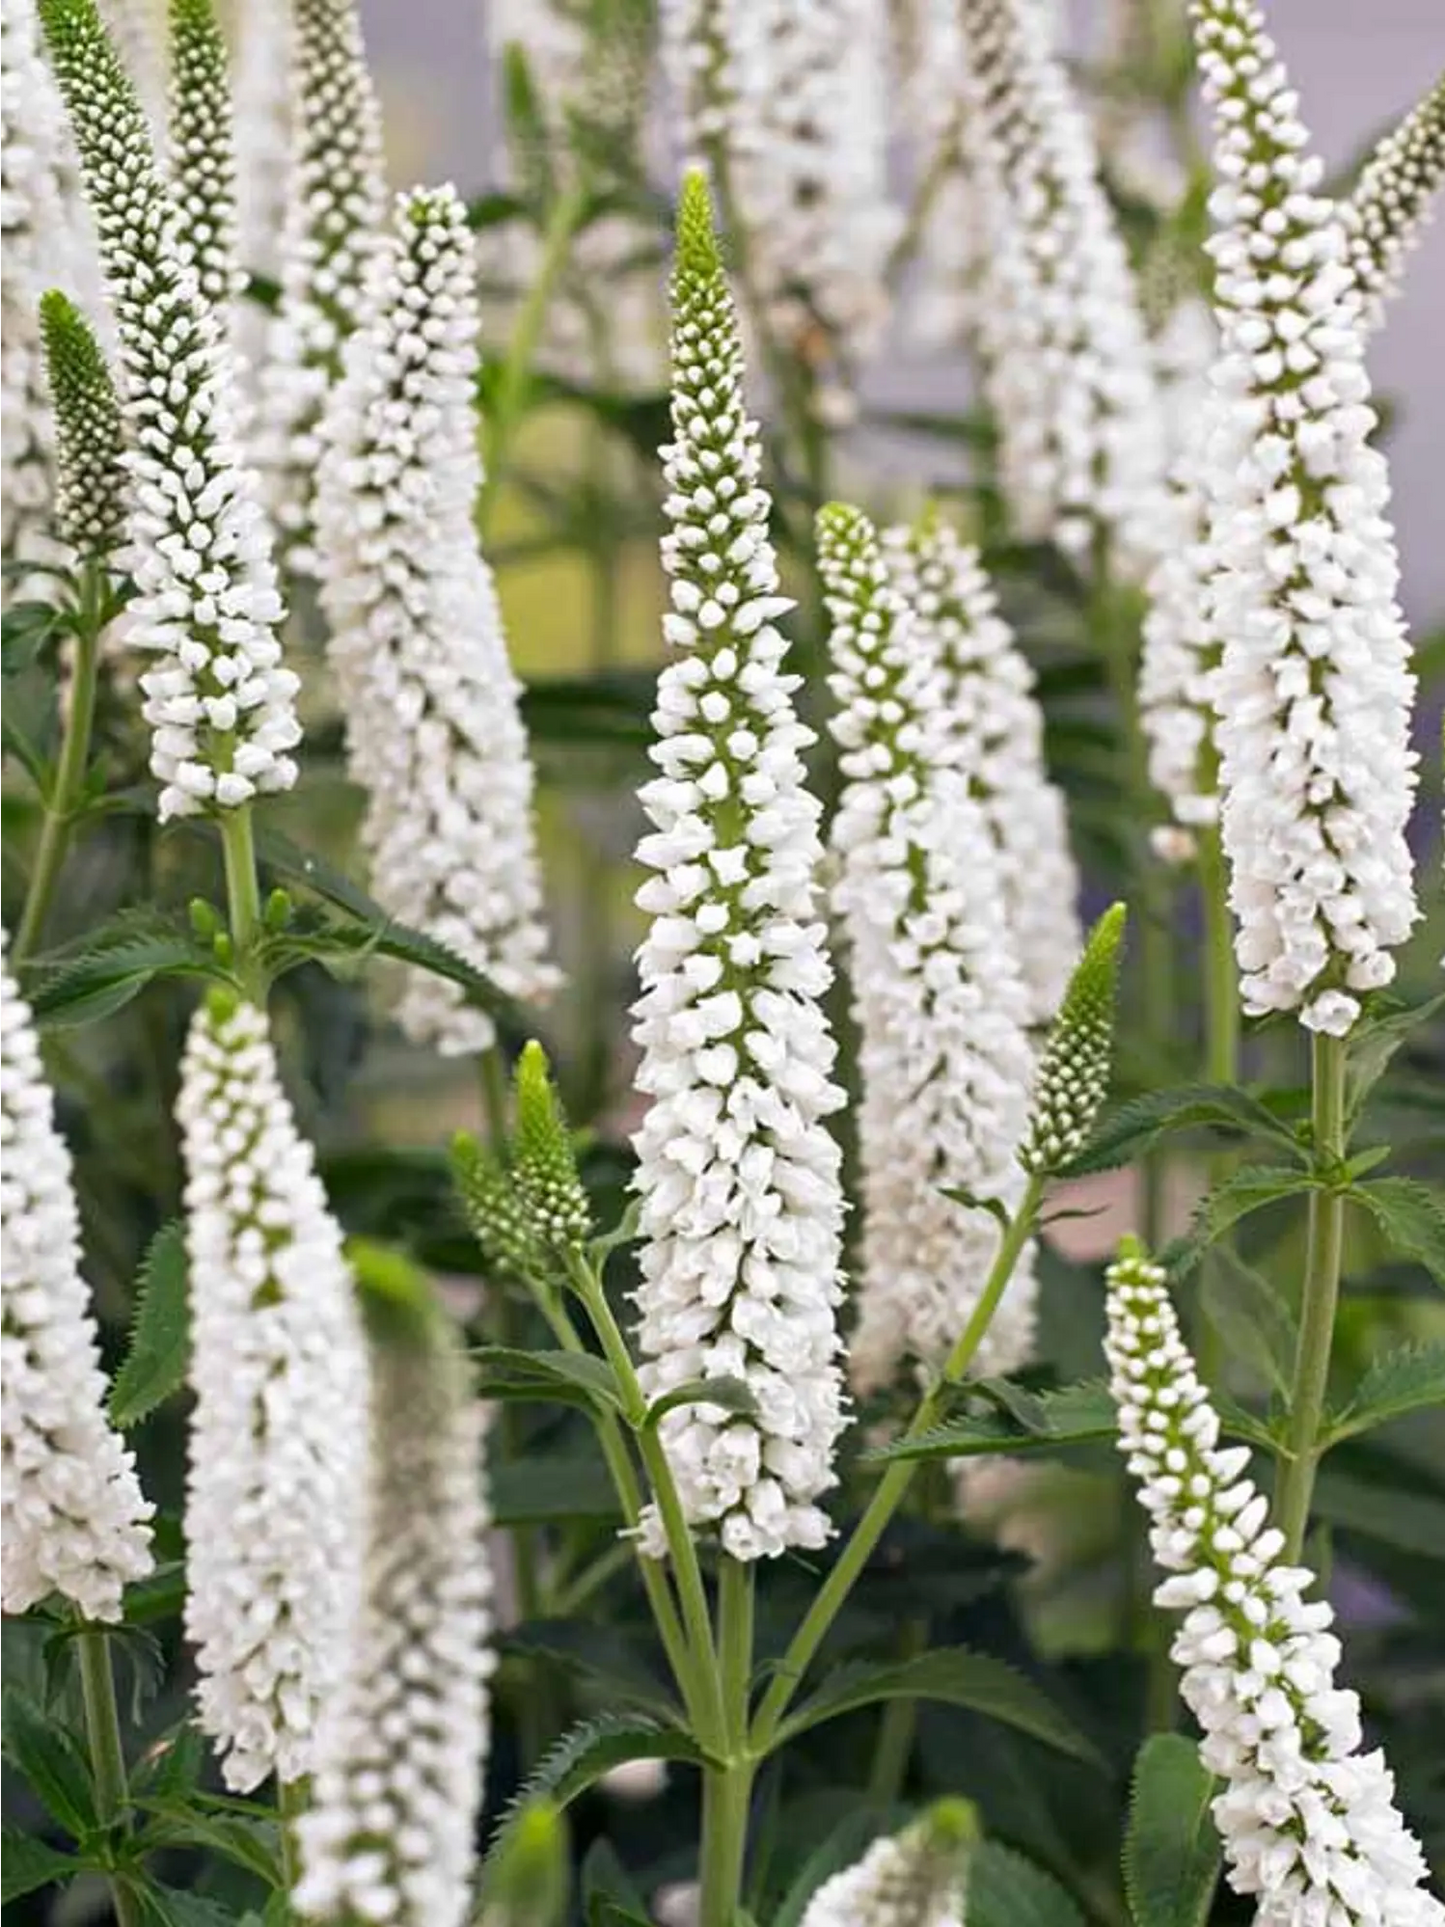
[
  {"left": 631, "top": 170, "right": 848, "bottom": 1562},
  {"left": 294, "top": 1285, "right": 493, "bottom": 1927},
  {"left": 799, "top": 1800, "right": 979, "bottom": 1927},
  {"left": 166, "top": 0, "right": 242, "bottom": 310},
  {"left": 1343, "top": 73, "right": 1445, "bottom": 333},
  {"left": 177, "top": 994, "right": 369, "bottom": 1791},
  {"left": 40, "top": 0, "right": 303, "bottom": 823},
  {"left": 257, "top": 0, "right": 386, "bottom": 581},
  {"left": 314, "top": 184, "right": 558, "bottom": 1054},
  {"left": 1019, "top": 903, "right": 1126, "bottom": 1177},
  {"left": 39, "top": 288, "right": 127, "bottom": 561},
  {"left": 452, "top": 1133, "right": 547, "bottom": 1287},
  {"left": 513, "top": 1041, "right": 593, "bottom": 1259},
  {"left": 1191, "top": 0, "right": 1420, "bottom": 1035},
  {"left": 819, "top": 501, "right": 1038, "bottom": 1394},
  {"left": 1105, "top": 1243, "right": 1442, "bottom": 1926},
  {"left": 1, "top": 929, "right": 155, "bottom": 1622}
]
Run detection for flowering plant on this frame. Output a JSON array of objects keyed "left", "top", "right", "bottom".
[{"left": 2, "top": 2, "right": 1442, "bottom": 1926}]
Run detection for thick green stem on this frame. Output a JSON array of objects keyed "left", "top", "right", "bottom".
[
  {"left": 219, "top": 805, "right": 262, "bottom": 955},
  {"left": 750, "top": 1176, "right": 1044, "bottom": 1754},
  {"left": 1277, "top": 1032, "right": 1348, "bottom": 1562},
  {"left": 479, "top": 181, "right": 590, "bottom": 538},
  {"left": 701, "top": 1563, "right": 757, "bottom": 1927},
  {"left": 277, "top": 1777, "right": 309, "bottom": 1909},
  {"left": 13, "top": 593, "right": 104, "bottom": 962},
  {"left": 77, "top": 1627, "right": 142, "bottom": 1927}
]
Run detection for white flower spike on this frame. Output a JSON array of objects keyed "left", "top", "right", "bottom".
[
  {"left": 1343, "top": 75, "right": 1445, "bottom": 335},
  {"left": 167, "top": 0, "right": 242, "bottom": 310},
  {"left": 177, "top": 994, "right": 369, "bottom": 1791},
  {"left": 1, "top": 931, "right": 155, "bottom": 1623},
  {"left": 1106, "top": 1243, "right": 1443, "bottom": 1926},
  {"left": 256, "top": 0, "right": 386, "bottom": 582},
  {"left": 819, "top": 502, "right": 1038, "bottom": 1395},
  {"left": 631, "top": 172, "right": 848, "bottom": 1562},
  {"left": 40, "top": 0, "right": 303, "bottom": 824},
  {"left": 799, "top": 1802, "right": 978, "bottom": 1927},
  {"left": 314, "top": 183, "right": 558, "bottom": 1055},
  {"left": 1191, "top": 0, "right": 1420, "bottom": 1034},
  {"left": 294, "top": 1289, "right": 493, "bottom": 1927},
  {"left": 40, "top": 288, "right": 127, "bottom": 564}
]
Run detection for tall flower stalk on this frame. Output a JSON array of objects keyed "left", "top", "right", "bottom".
[{"left": 166, "top": 0, "right": 241, "bottom": 310}]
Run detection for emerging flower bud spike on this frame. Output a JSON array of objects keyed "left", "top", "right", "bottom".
[
  {"left": 177, "top": 995, "right": 369, "bottom": 1791},
  {"left": 631, "top": 171, "right": 848, "bottom": 1563},
  {"left": 1191, "top": 0, "right": 1420, "bottom": 1034},
  {"left": 166, "top": 0, "right": 242, "bottom": 311},
  {"left": 294, "top": 1289, "right": 493, "bottom": 1927},
  {"left": 819, "top": 502, "right": 1038, "bottom": 1394},
  {"left": 1019, "top": 904, "right": 1125, "bottom": 1176},
  {"left": 799, "top": 1800, "right": 979, "bottom": 1927},
  {"left": 40, "top": 0, "right": 303, "bottom": 823},
  {"left": 513, "top": 1042, "right": 593, "bottom": 1258},
  {"left": 1342, "top": 73, "right": 1445, "bottom": 334},
  {"left": 1105, "top": 1243, "right": 1442, "bottom": 1926},
  {"left": 314, "top": 184, "right": 558, "bottom": 1054},
  {"left": 256, "top": 0, "right": 386, "bottom": 582},
  {"left": 1, "top": 929, "right": 155, "bottom": 1622},
  {"left": 39, "top": 288, "right": 127, "bottom": 561},
  {"left": 953, "top": 0, "right": 1165, "bottom": 571},
  {"left": 452, "top": 1133, "right": 548, "bottom": 1288},
  {"left": 881, "top": 514, "right": 1081, "bottom": 1022}
]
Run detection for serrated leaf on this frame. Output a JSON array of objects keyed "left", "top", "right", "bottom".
[
  {"left": 472, "top": 1345, "right": 623, "bottom": 1413},
  {"left": 500, "top": 1620, "right": 678, "bottom": 1720},
  {"left": 1062, "top": 1084, "right": 1300, "bottom": 1179},
  {"left": 1166, "top": 1166, "right": 1319, "bottom": 1278},
  {"left": 863, "top": 1381, "right": 1118, "bottom": 1466},
  {"left": 1325, "top": 1341, "right": 1445, "bottom": 1446},
  {"left": 938, "top": 1184, "right": 1013, "bottom": 1232},
  {"left": 136, "top": 1886, "right": 241, "bottom": 1926},
  {"left": 644, "top": 1373, "right": 758, "bottom": 1429},
  {"left": 968, "top": 1841, "right": 1088, "bottom": 1927},
  {"left": 492, "top": 1454, "right": 622, "bottom": 1526},
  {"left": 1123, "top": 1734, "right": 1220, "bottom": 1927},
  {"left": 1, "top": 1690, "right": 95, "bottom": 1839},
  {"left": 0, "top": 1825, "right": 75, "bottom": 1902},
  {"left": 24, "top": 915, "right": 217, "bottom": 1029},
  {"left": 1200, "top": 1251, "right": 1297, "bottom": 1395},
  {"left": 1349, "top": 1178, "right": 1445, "bottom": 1285},
  {"left": 777, "top": 1648, "right": 1101, "bottom": 1765},
  {"left": 134, "top": 1799, "right": 283, "bottom": 1887},
  {"left": 581, "top": 1839, "right": 649, "bottom": 1926},
  {"left": 109, "top": 1222, "right": 190, "bottom": 1428}
]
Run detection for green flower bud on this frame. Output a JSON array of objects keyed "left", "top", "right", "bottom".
[
  {"left": 1019, "top": 903, "right": 1127, "bottom": 1176},
  {"left": 452, "top": 1131, "right": 545, "bottom": 1285},
  {"left": 512, "top": 1041, "right": 593, "bottom": 1256},
  {"left": 38, "top": 289, "right": 127, "bottom": 561}
]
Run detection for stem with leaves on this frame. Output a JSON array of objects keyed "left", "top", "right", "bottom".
[
  {"left": 76, "top": 1623, "right": 141, "bottom": 1927},
  {"left": 699, "top": 1556, "right": 757, "bottom": 1927},
  {"left": 1277, "top": 1031, "right": 1348, "bottom": 1561}
]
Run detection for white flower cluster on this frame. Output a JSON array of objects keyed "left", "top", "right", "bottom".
[
  {"left": 256, "top": 0, "right": 385, "bottom": 580},
  {"left": 1140, "top": 69, "right": 1442, "bottom": 850},
  {"left": 882, "top": 517, "right": 1081, "bottom": 1020},
  {"left": 2, "top": 0, "right": 71, "bottom": 575},
  {"left": 955, "top": 0, "right": 1165, "bottom": 569},
  {"left": 799, "top": 1807, "right": 974, "bottom": 1927},
  {"left": 177, "top": 996, "right": 369, "bottom": 1791},
  {"left": 820, "top": 503, "right": 1038, "bottom": 1396},
  {"left": 315, "top": 184, "right": 558, "bottom": 1055},
  {"left": 665, "top": 0, "right": 898, "bottom": 373},
  {"left": 167, "top": 0, "right": 242, "bottom": 309},
  {"left": 98, "top": 0, "right": 165, "bottom": 133},
  {"left": 1105, "top": 1246, "right": 1443, "bottom": 1926},
  {"left": 1343, "top": 76, "right": 1445, "bottom": 334},
  {"left": 1193, "top": 0, "right": 1420, "bottom": 1033},
  {"left": 43, "top": 0, "right": 303, "bottom": 823},
  {"left": 1, "top": 931, "right": 155, "bottom": 1622},
  {"left": 631, "top": 174, "right": 847, "bottom": 1562},
  {"left": 295, "top": 1313, "right": 493, "bottom": 1927},
  {"left": 40, "top": 288, "right": 128, "bottom": 559}
]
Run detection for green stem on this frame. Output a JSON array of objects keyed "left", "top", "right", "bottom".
[
  {"left": 868, "top": 1618, "right": 927, "bottom": 1801},
  {"left": 479, "top": 180, "right": 590, "bottom": 539},
  {"left": 218, "top": 803, "right": 262, "bottom": 971},
  {"left": 478, "top": 1048, "right": 511, "bottom": 1147},
  {"left": 750, "top": 1176, "right": 1045, "bottom": 1754},
  {"left": 701, "top": 1562, "right": 757, "bottom": 1927},
  {"left": 13, "top": 586, "right": 104, "bottom": 962},
  {"left": 77, "top": 1627, "right": 142, "bottom": 1927},
  {"left": 1277, "top": 1031, "right": 1347, "bottom": 1562},
  {"left": 277, "top": 1777, "right": 308, "bottom": 1910}
]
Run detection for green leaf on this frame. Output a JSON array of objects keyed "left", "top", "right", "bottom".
[
  {"left": 1325, "top": 1341, "right": 1445, "bottom": 1446},
  {"left": 109, "top": 1222, "right": 190, "bottom": 1428},
  {"left": 24, "top": 914, "right": 217, "bottom": 1029},
  {"left": 0, "top": 1825, "right": 75, "bottom": 1903},
  {"left": 777, "top": 1648, "right": 1102, "bottom": 1766},
  {"left": 1349, "top": 1178, "right": 1445, "bottom": 1285},
  {"left": 939, "top": 1184, "right": 1013, "bottom": 1232},
  {"left": 865, "top": 1382, "right": 1118, "bottom": 1466},
  {"left": 1123, "top": 1734, "right": 1220, "bottom": 1927},
  {"left": 644, "top": 1373, "right": 759, "bottom": 1429},
  {"left": 492, "top": 1454, "right": 623, "bottom": 1526},
  {"left": 471, "top": 1345, "right": 623, "bottom": 1414},
  {"left": 135, "top": 1799, "right": 283, "bottom": 1887},
  {"left": 1200, "top": 1251, "right": 1297, "bottom": 1395},
  {"left": 1313, "top": 1470, "right": 1445, "bottom": 1558},
  {"left": 136, "top": 1886, "right": 241, "bottom": 1926},
  {"left": 968, "top": 1841, "right": 1087, "bottom": 1927},
  {"left": 500, "top": 1621, "right": 678, "bottom": 1720},
  {"left": 1, "top": 1691, "right": 95, "bottom": 1839},
  {"left": 1063, "top": 1084, "right": 1300, "bottom": 1179},
  {"left": 1167, "top": 1167, "right": 1319, "bottom": 1277}
]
